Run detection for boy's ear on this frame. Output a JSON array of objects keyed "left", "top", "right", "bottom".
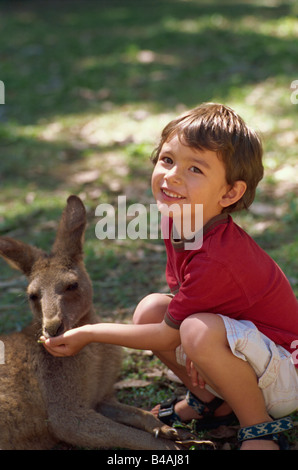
[{"left": 220, "top": 180, "right": 247, "bottom": 209}]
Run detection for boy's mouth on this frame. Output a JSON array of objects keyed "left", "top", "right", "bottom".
[{"left": 161, "top": 187, "right": 185, "bottom": 200}]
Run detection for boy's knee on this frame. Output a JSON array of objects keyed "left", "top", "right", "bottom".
[
  {"left": 133, "top": 293, "right": 171, "bottom": 325},
  {"left": 180, "top": 315, "right": 204, "bottom": 356},
  {"left": 180, "top": 313, "right": 224, "bottom": 359},
  {"left": 132, "top": 296, "right": 148, "bottom": 324}
]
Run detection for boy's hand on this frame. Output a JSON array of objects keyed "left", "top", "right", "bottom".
[
  {"left": 40, "top": 325, "right": 90, "bottom": 357},
  {"left": 186, "top": 357, "right": 206, "bottom": 389}
]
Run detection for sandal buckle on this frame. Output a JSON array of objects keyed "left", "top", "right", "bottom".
[{"left": 158, "top": 405, "right": 174, "bottom": 419}]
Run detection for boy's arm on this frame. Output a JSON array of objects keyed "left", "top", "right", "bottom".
[{"left": 42, "top": 320, "right": 181, "bottom": 357}]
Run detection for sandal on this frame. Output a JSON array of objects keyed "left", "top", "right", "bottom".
[
  {"left": 158, "top": 390, "right": 237, "bottom": 430},
  {"left": 238, "top": 417, "right": 293, "bottom": 450}
]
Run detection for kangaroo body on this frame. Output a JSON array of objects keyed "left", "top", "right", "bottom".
[{"left": 0, "top": 196, "right": 184, "bottom": 450}]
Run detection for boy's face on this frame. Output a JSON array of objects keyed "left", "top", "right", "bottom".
[{"left": 151, "top": 135, "right": 231, "bottom": 230}]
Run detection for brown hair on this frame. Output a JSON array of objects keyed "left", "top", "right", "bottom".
[{"left": 151, "top": 103, "right": 264, "bottom": 213}]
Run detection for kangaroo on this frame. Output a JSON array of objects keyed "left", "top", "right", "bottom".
[{"left": 0, "top": 195, "right": 189, "bottom": 450}]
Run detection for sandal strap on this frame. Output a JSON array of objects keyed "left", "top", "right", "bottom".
[
  {"left": 238, "top": 417, "right": 293, "bottom": 442},
  {"left": 158, "top": 396, "right": 181, "bottom": 423},
  {"left": 186, "top": 390, "right": 224, "bottom": 416}
]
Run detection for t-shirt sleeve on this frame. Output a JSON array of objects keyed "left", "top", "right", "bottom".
[{"left": 164, "top": 255, "right": 249, "bottom": 329}]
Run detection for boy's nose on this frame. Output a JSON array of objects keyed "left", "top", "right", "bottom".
[{"left": 164, "top": 166, "right": 182, "bottom": 184}]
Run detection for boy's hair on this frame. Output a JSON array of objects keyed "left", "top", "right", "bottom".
[{"left": 151, "top": 103, "right": 264, "bottom": 213}]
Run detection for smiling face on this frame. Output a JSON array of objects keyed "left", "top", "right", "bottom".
[{"left": 151, "top": 135, "right": 238, "bottom": 233}]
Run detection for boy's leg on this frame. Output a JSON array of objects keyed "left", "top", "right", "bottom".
[
  {"left": 133, "top": 294, "right": 232, "bottom": 421},
  {"left": 134, "top": 298, "right": 281, "bottom": 448},
  {"left": 180, "top": 313, "right": 279, "bottom": 450},
  {"left": 151, "top": 348, "right": 233, "bottom": 422},
  {"left": 133, "top": 293, "right": 172, "bottom": 325}
]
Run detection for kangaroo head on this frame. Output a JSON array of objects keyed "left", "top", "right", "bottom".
[{"left": 0, "top": 195, "right": 93, "bottom": 338}]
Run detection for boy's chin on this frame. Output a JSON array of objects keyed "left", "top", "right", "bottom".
[
  {"left": 156, "top": 201, "right": 197, "bottom": 221},
  {"left": 156, "top": 200, "right": 183, "bottom": 218}
]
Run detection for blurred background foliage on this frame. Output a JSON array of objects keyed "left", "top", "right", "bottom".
[
  {"left": 0, "top": 1, "right": 297, "bottom": 444},
  {"left": 0, "top": 0, "right": 297, "bottom": 326}
]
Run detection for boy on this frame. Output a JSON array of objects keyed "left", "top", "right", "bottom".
[{"left": 43, "top": 103, "right": 298, "bottom": 450}]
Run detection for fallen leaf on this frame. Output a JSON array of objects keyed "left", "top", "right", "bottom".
[
  {"left": 208, "top": 425, "right": 237, "bottom": 439},
  {"left": 114, "top": 379, "right": 151, "bottom": 389},
  {"left": 71, "top": 169, "right": 100, "bottom": 184}
]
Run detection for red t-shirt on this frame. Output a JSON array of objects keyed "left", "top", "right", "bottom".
[{"left": 163, "top": 214, "right": 298, "bottom": 361}]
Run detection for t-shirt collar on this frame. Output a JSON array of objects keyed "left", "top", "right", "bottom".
[{"left": 171, "top": 213, "right": 229, "bottom": 251}]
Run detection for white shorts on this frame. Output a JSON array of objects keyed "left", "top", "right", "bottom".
[{"left": 176, "top": 314, "right": 298, "bottom": 419}]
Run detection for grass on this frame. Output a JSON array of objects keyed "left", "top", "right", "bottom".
[{"left": 0, "top": 0, "right": 297, "bottom": 450}]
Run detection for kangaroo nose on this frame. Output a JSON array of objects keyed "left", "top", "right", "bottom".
[{"left": 43, "top": 320, "right": 65, "bottom": 338}]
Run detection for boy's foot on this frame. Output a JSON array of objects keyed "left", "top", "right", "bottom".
[
  {"left": 153, "top": 399, "right": 283, "bottom": 450},
  {"left": 151, "top": 393, "right": 234, "bottom": 424},
  {"left": 240, "top": 440, "right": 279, "bottom": 450}
]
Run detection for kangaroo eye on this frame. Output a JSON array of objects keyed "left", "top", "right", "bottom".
[
  {"left": 65, "top": 282, "right": 79, "bottom": 292},
  {"left": 28, "top": 293, "right": 39, "bottom": 302}
]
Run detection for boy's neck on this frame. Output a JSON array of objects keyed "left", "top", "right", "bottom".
[{"left": 172, "top": 212, "right": 228, "bottom": 242}]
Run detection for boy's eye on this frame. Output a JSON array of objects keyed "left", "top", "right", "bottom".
[
  {"left": 161, "top": 156, "right": 173, "bottom": 165},
  {"left": 190, "top": 166, "right": 203, "bottom": 174}
]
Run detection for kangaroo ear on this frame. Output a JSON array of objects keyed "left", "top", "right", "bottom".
[
  {"left": 0, "top": 237, "right": 44, "bottom": 276},
  {"left": 51, "top": 195, "right": 87, "bottom": 261}
]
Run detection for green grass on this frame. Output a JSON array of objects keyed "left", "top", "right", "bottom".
[{"left": 0, "top": 0, "right": 297, "bottom": 449}]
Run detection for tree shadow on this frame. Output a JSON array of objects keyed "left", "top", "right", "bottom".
[
  {"left": 0, "top": 0, "right": 297, "bottom": 197},
  {"left": 0, "top": 0, "right": 297, "bottom": 299},
  {"left": 0, "top": 0, "right": 296, "bottom": 125}
]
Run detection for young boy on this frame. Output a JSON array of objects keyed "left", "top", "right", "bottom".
[{"left": 43, "top": 103, "right": 298, "bottom": 450}]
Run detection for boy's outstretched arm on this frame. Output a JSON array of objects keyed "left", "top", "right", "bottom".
[{"left": 41, "top": 320, "right": 180, "bottom": 357}]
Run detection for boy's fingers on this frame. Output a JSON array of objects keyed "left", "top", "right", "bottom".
[
  {"left": 43, "top": 342, "right": 68, "bottom": 357},
  {"left": 198, "top": 375, "right": 206, "bottom": 388},
  {"left": 185, "top": 357, "right": 191, "bottom": 375},
  {"left": 37, "top": 335, "right": 68, "bottom": 356},
  {"left": 45, "top": 334, "right": 66, "bottom": 347},
  {"left": 38, "top": 334, "right": 66, "bottom": 346}
]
